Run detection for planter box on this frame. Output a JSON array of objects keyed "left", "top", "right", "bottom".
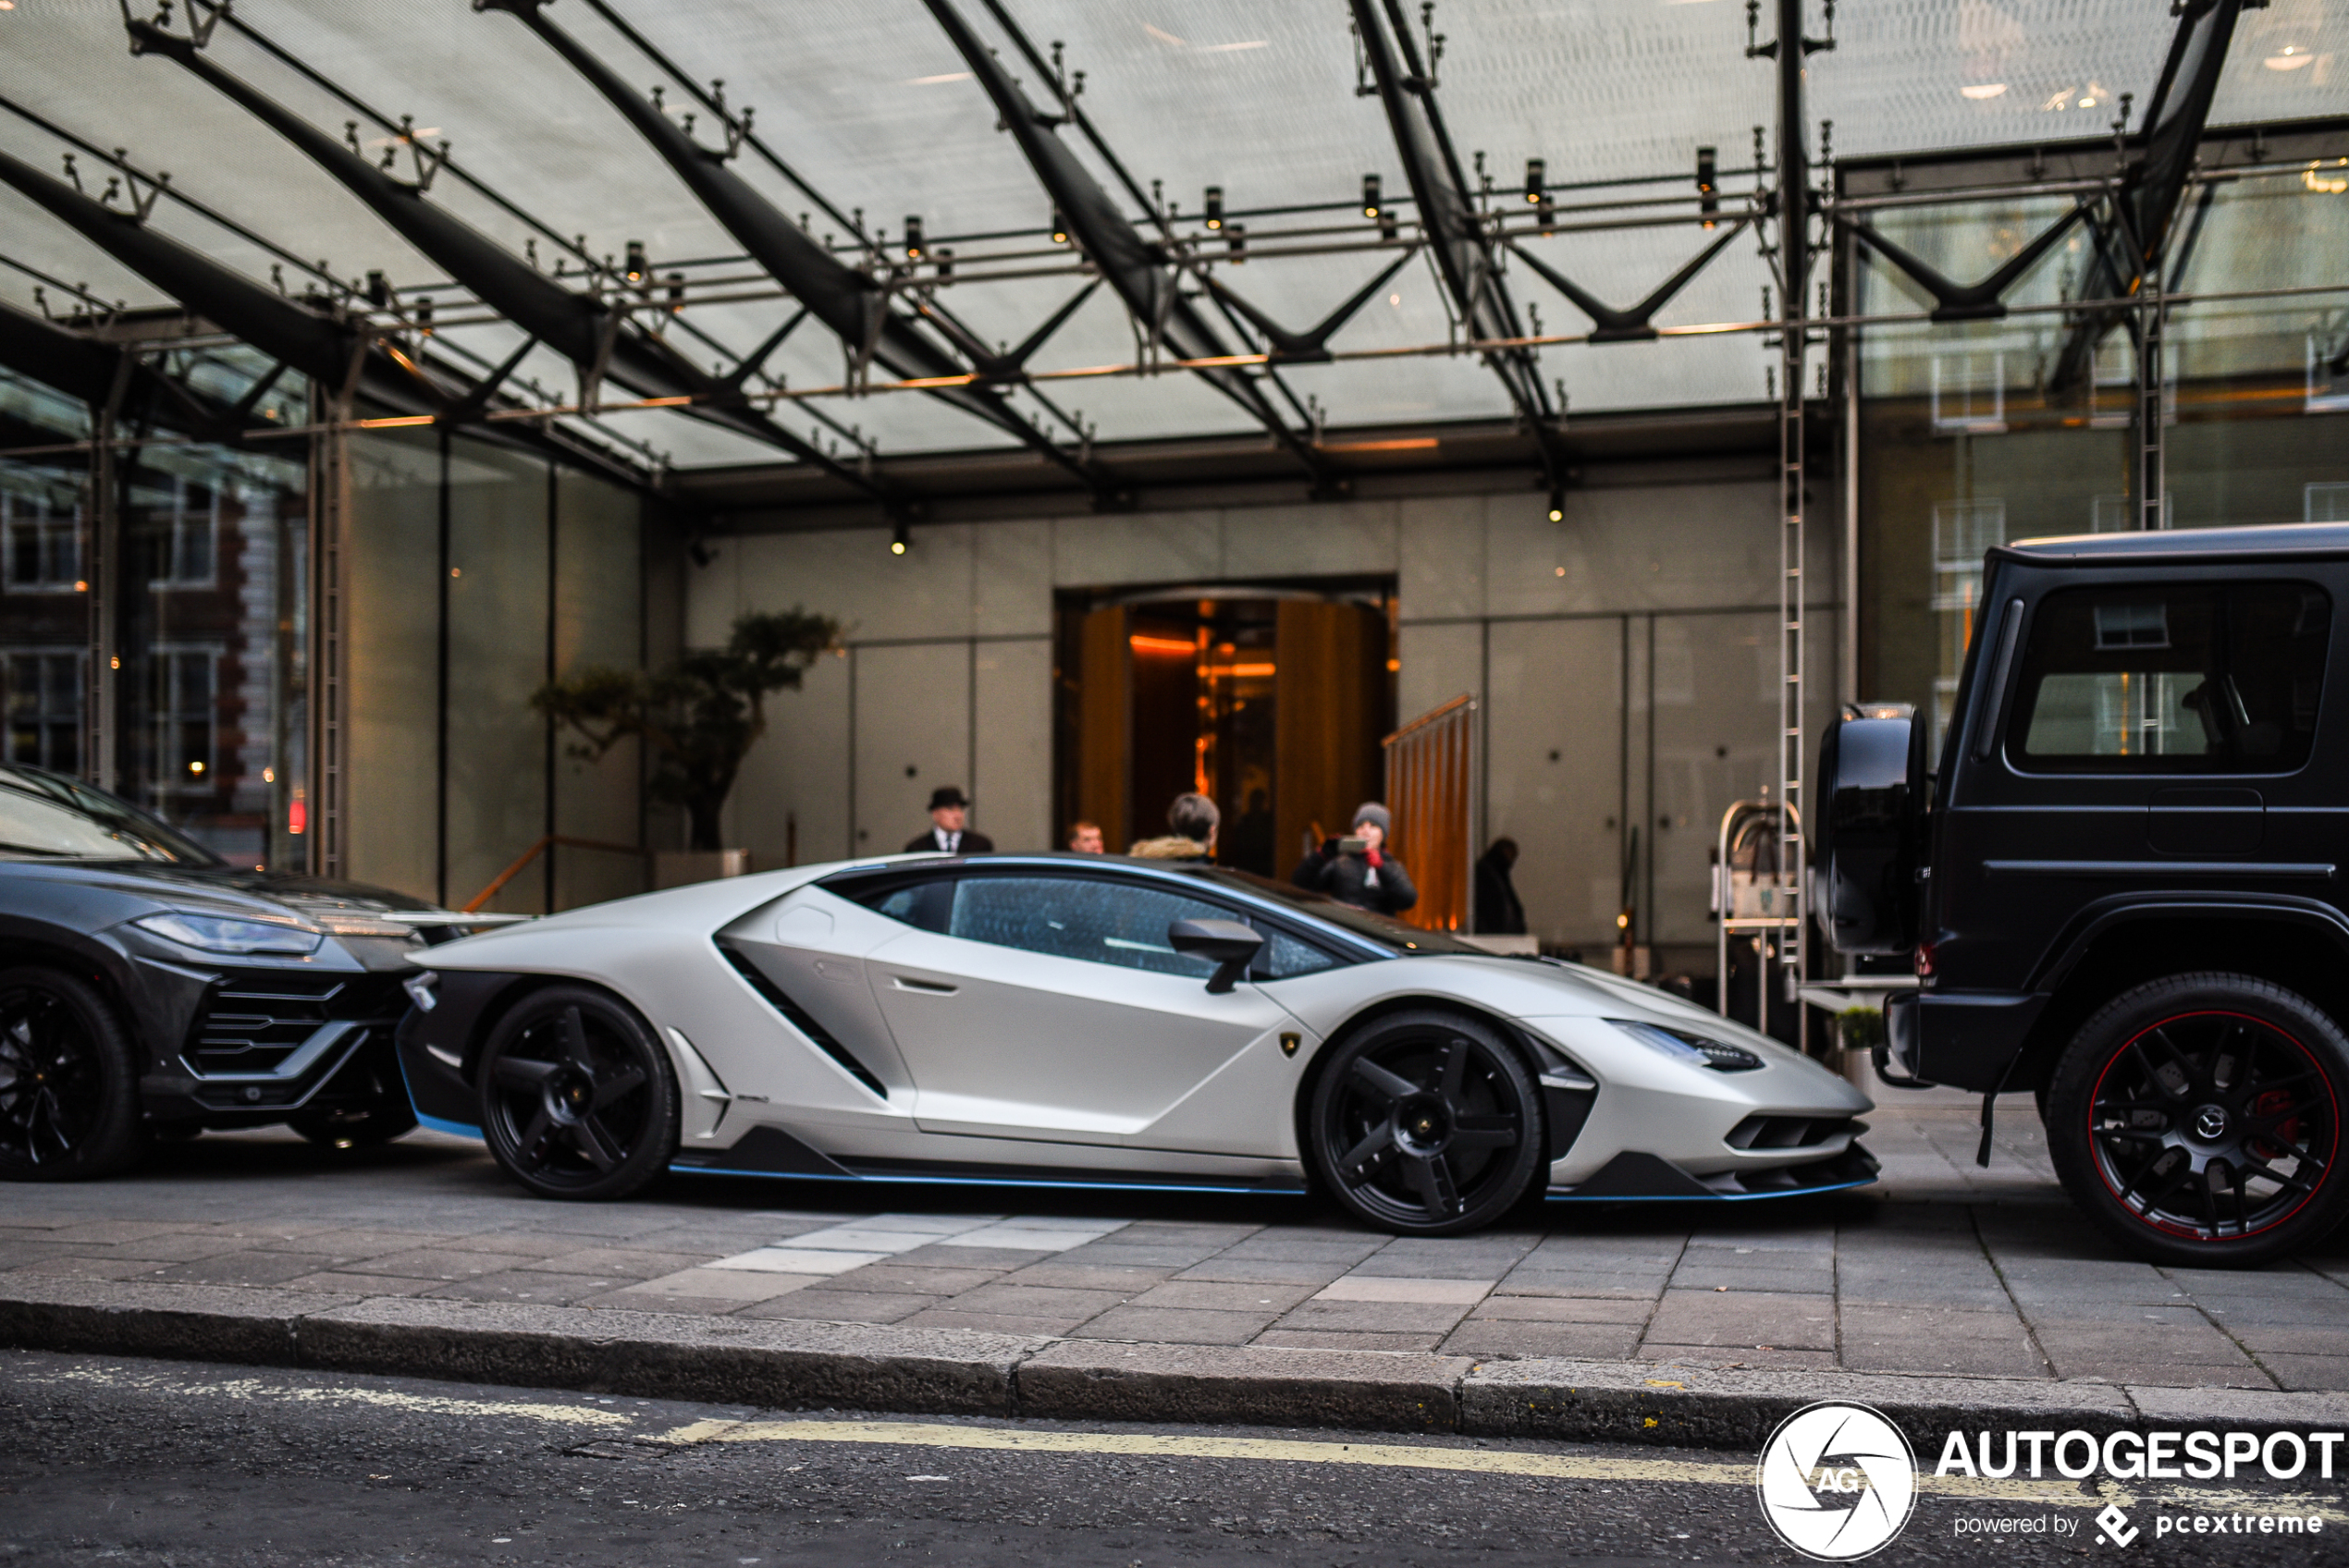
[{"left": 653, "top": 850, "right": 754, "bottom": 889}]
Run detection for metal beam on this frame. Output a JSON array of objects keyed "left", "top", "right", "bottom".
[
  {"left": 0, "top": 145, "right": 646, "bottom": 487},
  {"left": 921, "top": 0, "right": 1329, "bottom": 485},
  {"left": 1348, "top": 0, "right": 1561, "bottom": 500},
  {"left": 473, "top": 0, "right": 1103, "bottom": 495},
  {"left": 122, "top": 16, "right": 888, "bottom": 502},
  {"left": 2048, "top": 0, "right": 2246, "bottom": 403}
]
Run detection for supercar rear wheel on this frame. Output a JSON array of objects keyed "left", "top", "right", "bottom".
[
  {"left": 478, "top": 986, "right": 678, "bottom": 1200},
  {"left": 1307, "top": 1008, "right": 1544, "bottom": 1236},
  {"left": 2046, "top": 974, "right": 2349, "bottom": 1268}
]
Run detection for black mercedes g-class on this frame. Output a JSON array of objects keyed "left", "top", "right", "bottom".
[{"left": 1820, "top": 523, "right": 2349, "bottom": 1268}]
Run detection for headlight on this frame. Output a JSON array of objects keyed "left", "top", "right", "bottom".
[
  {"left": 1608, "top": 1018, "right": 1763, "bottom": 1072},
  {"left": 132, "top": 912, "right": 323, "bottom": 956}
]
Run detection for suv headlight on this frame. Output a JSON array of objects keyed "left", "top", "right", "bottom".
[
  {"left": 132, "top": 912, "right": 323, "bottom": 956},
  {"left": 1608, "top": 1018, "right": 1763, "bottom": 1072}
]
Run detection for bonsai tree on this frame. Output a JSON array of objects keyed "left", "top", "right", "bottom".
[{"left": 533, "top": 608, "right": 842, "bottom": 852}]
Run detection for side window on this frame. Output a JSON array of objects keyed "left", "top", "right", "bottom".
[
  {"left": 2009, "top": 582, "right": 2330, "bottom": 774},
  {"left": 949, "top": 876, "right": 1223, "bottom": 978},
  {"left": 946, "top": 875, "right": 1340, "bottom": 981},
  {"left": 856, "top": 876, "right": 954, "bottom": 933},
  {"left": 1258, "top": 928, "right": 1340, "bottom": 980}
]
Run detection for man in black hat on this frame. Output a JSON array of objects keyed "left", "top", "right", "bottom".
[{"left": 905, "top": 786, "right": 992, "bottom": 854}]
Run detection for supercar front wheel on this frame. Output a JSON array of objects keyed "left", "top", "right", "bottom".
[
  {"left": 477, "top": 986, "right": 678, "bottom": 1200},
  {"left": 1307, "top": 1008, "right": 1544, "bottom": 1236},
  {"left": 2045, "top": 974, "right": 2349, "bottom": 1268}
]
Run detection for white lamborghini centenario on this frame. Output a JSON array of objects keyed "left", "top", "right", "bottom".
[{"left": 397, "top": 853, "right": 1874, "bottom": 1235}]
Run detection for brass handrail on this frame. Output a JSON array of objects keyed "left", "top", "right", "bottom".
[{"left": 463, "top": 835, "right": 653, "bottom": 914}]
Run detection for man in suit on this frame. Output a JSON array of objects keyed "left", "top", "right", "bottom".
[{"left": 905, "top": 786, "right": 993, "bottom": 854}]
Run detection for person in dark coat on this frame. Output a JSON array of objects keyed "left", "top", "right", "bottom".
[
  {"left": 1475, "top": 837, "right": 1527, "bottom": 935},
  {"left": 904, "top": 786, "right": 993, "bottom": 854},
  {"left": 1293, "top": 802, "right": 1418, "bottom": 915}
]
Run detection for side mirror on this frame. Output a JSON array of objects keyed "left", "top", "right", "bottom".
[{"left": 1166, "top": 918, "right": 1265, "bottom": 994}]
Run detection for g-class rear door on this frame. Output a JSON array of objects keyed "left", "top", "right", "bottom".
[{"left": 1940, "top": 565, "right": 2340, "bottom": 989}]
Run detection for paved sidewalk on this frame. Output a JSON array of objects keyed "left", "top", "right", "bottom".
[{"left": 6, "top": 1094, "right": 2345, "bottom": 1395}]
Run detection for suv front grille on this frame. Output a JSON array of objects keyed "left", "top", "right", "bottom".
[
  {"left": 183, "top": 972, "right": 405, "bottom": 1077},
  {"left": 1726, "top": 1114, "right": 1865, "bottom": 1151}
]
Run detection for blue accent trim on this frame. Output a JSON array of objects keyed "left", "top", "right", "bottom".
[
  {"left": 392, "top": 1043, "right": 483, "bottom": 1142},
  {"left": 417, "top": 1109, "right": 486, "bottom": 1142},
  {"left": 1544, "top": 1174, "right": 1877, "bottom": 1203},
  {"left": 668, "top": 1164, "right": 1305, "bottom": 1197}
]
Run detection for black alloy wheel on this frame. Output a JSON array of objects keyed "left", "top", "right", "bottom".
[
  {"left": 477, "top": 985, "right": 677, "bottom": 1200},
  {"left": 2046, "top": 974, "right": 2349, "bottom": 1268},
  {"left": 1308, "top": 1008, "right": 1545, "bottom": 1236},
  {"left": 0, "top": 965, "right": 142, "bottom": 1182}
]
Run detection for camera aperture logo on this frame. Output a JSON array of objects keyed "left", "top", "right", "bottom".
[{"left": 1756, "top": 1402, "right": 1919, "bottom": 1561}]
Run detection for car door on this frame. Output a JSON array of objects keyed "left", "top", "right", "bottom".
[{"left": 863, "top": 868, "right": 1301, "bottom": 1146}]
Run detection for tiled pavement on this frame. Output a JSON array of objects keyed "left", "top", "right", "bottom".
[{"left": 5, "top": 1091, "right": 2346, "bottom": 1391}]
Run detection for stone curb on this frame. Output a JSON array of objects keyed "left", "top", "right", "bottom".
[{"left": 6, "top": 1277, "right": 2347, "bottom": 1450}]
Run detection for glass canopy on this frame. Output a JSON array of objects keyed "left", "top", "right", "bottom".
[{"left": 2, "top": 0, "right": 2343, "bottom": 468}]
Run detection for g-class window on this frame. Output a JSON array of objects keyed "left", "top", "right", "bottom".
[{"left": 2009, "top": 581, "right": 2330, "bottom": 773}]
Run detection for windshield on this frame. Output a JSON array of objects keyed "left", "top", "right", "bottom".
[
  {"left": 1183, "top": 866, "right": 1492, "bottom": 956},
  {"left": 0, "top": 766, "right": 222, "bottom": 865}
]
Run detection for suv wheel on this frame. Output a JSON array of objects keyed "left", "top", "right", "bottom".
[
  {"left": 2046, "top": 974, "right": 2349, "bottom": 1267},
  {"left": 0, "top": 965, "right": 143, "bottom": 1182},
  {"left": 1306, "top": 1007, "right": 1544, "bottom": 1236}
]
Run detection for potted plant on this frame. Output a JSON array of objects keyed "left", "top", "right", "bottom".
[{"left": 533, "top": 607, "right": 842, "bottom": 885}]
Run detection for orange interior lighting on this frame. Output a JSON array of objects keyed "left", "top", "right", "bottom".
[{"left": 1128, "top": 634, "right": 1198, "bottom": 655}]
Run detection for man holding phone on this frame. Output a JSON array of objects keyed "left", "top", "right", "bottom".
[{"left": 1293, "top": 802, "right": 1417, "bottom": 915}]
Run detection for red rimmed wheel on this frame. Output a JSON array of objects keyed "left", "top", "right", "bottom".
[{"left": 2046, "top": 974, "right": 2349, "bottom": 1268}]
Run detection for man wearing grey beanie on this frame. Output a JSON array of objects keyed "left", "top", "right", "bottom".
[{"left": 1292, "top": 802, "right": 1418, "bottom": 915}]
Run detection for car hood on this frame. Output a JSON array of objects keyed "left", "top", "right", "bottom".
[{"left": 1, "top": 859, "right": 463, "bottom": 933}]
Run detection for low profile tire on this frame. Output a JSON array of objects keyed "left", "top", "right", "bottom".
[
  {"left": 2045, "top": 974, "right": 2349, "bottom": 1268},
  {"left": 1306, "top": 1007, "right": 1545, "bottom": 1236},
  {"left": 0, "top": 965, "right": 143, "bottom": 1182},
  {"left": 477, "top": 985, "right": 677, "bottom": 1200}
]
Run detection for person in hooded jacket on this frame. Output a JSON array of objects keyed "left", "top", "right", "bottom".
[
  {"left": 1129, "top": 792, "right": 1218, "bottom": 861},
  {"left": 1293, "top": 802, "right": 1417, "bottom": 915}
]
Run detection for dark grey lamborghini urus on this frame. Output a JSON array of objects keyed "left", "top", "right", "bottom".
[{"left": 0, "top": 764, "right": 498, "bottom": 1179}]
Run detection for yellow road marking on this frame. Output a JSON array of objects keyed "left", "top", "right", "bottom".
[
  {"left": 33, "top": 1365, "right": 633, "bottom": 1428},
  {"left": 656, "top": 1419, "right": 2140, "bottom": 1507}
]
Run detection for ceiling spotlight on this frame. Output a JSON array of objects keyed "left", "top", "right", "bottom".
[
  {"left": 1523, "top": 157, "right": 1545, "bottom": 204},
  {"left": 903, "top": 214, "right": 925, "bottom": 260},
  {"left": 891, "top": 521, "right": 910, "bottom": 556},
  {"left": 1695, "top": 145, "right": 1718, "bottom": 229},
  {"left": 1545, "top": 493, "right": 1564, "bottom": 524},
  {"left": 365, "top": 270, "right": 389, "bottom": 307},
  {"left": 933, "top": 246, "right": 955, "bottom": 280},
  {"left": 1051, "top": 206, "right": 1069, "bottom": 245},
  {"left": 623, "top": 239, "right": 646, "bottom": 283},
  {"left": 1361, "top": 173, "right": 1382, "bottom": 218},
  {"left": 666, "top": 271, "right": 685, "bottom": 313},
  {"left": 2266, "top": 45, "right": 2314, "bottom": 70},
  {"left": 1225, "top": 222, "right": 1247, "bottom": 263},
  {"left": 1203, "top": 185, "right": 1224, "bottom": 230}
]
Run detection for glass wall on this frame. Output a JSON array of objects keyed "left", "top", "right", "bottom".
[
  {"left": 1855, "top": 129, "right": 2349, "bottom": 740},
  {"left": 115, "top": 440, "right": 309, "bottom": 872},
  {"left": 1, "top": 343, "right": 647, "bottom": 912}
]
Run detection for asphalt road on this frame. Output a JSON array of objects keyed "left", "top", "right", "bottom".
[{"left": 1, "top": 1350, "right": 2339, "bottom": 1567}]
